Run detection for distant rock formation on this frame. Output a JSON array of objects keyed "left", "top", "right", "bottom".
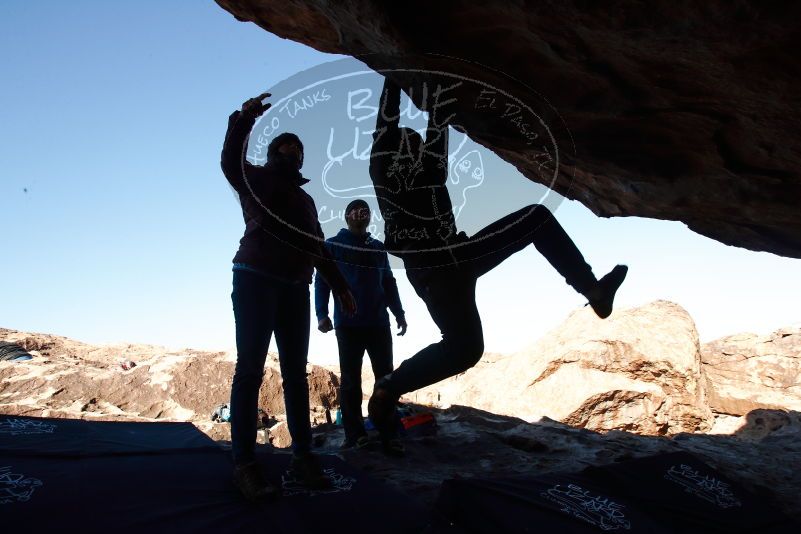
[
  {"left": 215, "top": 0, "right": 801, "bottom": 258},
  {"left": 400, "top": 301, "right": 714, "bottom": 434},
  {"left": 702, "top": 327, "right": 801, "bottom": 415},
  {"left": 4, "top": 302, "right": 798, "bottom": 440},
  {"left": 0, "top": 328, "right": 339, "bottom": 446}
]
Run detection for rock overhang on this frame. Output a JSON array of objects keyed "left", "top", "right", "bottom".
[{"left": 215, "top": 0, "right": 801, "bottom": 258}]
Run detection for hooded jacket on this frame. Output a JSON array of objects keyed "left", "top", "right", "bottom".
[
  {"left": 314, "top": 229, "right": 404, "bottom": 328},
  {"left": 221, "top": 109, "right": 348, "bottom": 293}
]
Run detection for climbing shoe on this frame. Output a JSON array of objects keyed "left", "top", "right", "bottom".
[
  {"left": 289, "top": 452, "right": 332, "bottom": 490},
  {"left": 586, "top": 264, "right": 628, "bottom": 319},
  {"left": 233, "top": 461, "right": 279, "bottom": 502},
  {"left": 368, "top": 384, "right": 399, "bottom": 435},
  {"left": 340, "top": 435, "right": 373, "bottom": 451}
]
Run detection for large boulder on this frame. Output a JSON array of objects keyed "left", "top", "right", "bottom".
[
  {"left": 702, "top": 327, "right": 801, "bottom": 415},
  {"left": 403, "top": 301, "right": 714, "bottom": 434},
  {"left": 215, "top": 0, "right": 801, "bottom": 258}
]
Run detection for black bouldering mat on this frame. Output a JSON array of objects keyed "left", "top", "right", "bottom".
[
  {"left": 2, "top": 451, "right": 428, "bottom": 533},
  {"left": 0, "top": 415, "right": 218, "bottom": 457},
  {"left": 434, "top": 452, "right": 799, "bottom": 534},
  {"left": 584, "top": 451, "right": 798, "bottom": 533},
  {"left": 434, "top": 471, "right": 672, "bottom": 533},
  {"left": 1, "top": 417, "right": 429, "bottom": 533}
]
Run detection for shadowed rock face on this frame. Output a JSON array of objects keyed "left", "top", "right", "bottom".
[{"left": 215, "top": 0, "right": 801, "bottom": 257}]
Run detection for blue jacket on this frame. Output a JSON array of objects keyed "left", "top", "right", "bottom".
[{"left": 315, "top": 229, "right": 405, "bottom": 328}]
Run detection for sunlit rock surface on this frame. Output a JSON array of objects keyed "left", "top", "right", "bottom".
[
  {"left": 0, "top": 328, "right": 338, "bottom": 444},
  {"left": 702, "top": 326, "right": 801, "bottom": 415},
  {"left": 401, "top": 301, "right": 714, "bottom": 434}
]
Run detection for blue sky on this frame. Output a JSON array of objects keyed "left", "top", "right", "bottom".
[{"left": 1, "top": 1, "right": 799, "bottom": 365}]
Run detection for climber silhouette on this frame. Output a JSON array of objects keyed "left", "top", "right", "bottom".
[{"left": 366, "top": 77, "right": 628, "bottom": 431}]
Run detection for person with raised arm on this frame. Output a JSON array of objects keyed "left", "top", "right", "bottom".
[{"left": 221, "top": 92, "right": 357, "bottom": 501}]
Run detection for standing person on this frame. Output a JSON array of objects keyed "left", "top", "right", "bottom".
[
  {"left": 221, "top": 92, "right": 357, "bottom": 501},
  {"left": 366, "top": 78, "right": 628, "bottom": 431},
  {"left": 315, "top": 199, "right": 408, "bottom": 456}
]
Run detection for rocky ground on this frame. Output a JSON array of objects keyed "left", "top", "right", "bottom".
[
  {"left": 2, "top": 300, "right": 800, "bottom": 520},
  {"left": 325, "top": 404, "right": 801, "bottom": 523}
]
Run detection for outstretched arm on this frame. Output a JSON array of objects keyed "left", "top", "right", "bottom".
[
  {"left": 420, "top": 106, "right": 450, "bottom": 186},
  {"left": 220, "top": 93, "right": 271, "bottom": 193},
  {"left": 371, "top": 77, "right": 402, "bottom": 156}
]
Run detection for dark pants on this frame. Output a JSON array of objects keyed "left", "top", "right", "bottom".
[
  {"left": 230, "top": 269, "right": 312, "bottom": 464},
  {"left": 384, "top": 204, "right": 596, "bottom": 396},
  {"left": 336, "top": 325, "right": 394, "bottom": 441}
]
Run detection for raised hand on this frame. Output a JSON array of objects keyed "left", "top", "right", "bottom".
[{"left": 240, "top": 92, "right": 272, "bottom": 117}]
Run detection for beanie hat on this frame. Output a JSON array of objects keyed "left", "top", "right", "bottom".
[
  {"left": 267, "top": 132, "right": 303, "bottom": 161},
  {"left": 345, "top": 199, "right": 369, "bottom": 217}
]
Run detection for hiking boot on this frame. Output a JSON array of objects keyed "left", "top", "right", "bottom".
[
  {"left": 340, "top": 435, "right": 372, "bottom": 451},
  {"left": 368, "top": 385, "right": 398, "bottom": 435},
  {"left": 289, "top": 452, "right": 332, "bottom": 490},
  {"left": 381, "top": 437, "right": 406, "bottom": 457},
  {"left": 233, "top": 461, "right": 279, "bottom": 502},
  {"left": 585, "top": 265, "right": 628, "bottom": 319}
]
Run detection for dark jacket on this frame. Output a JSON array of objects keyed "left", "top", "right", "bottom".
[
  {"left": 221, "top": 109, "right": 348, "bottom": 293},
  {"left": 314, "top": 229, "right": 404, "bottom": 328},
  {"left": 369, "top": 78, "right": 458, "bottom": 268}
]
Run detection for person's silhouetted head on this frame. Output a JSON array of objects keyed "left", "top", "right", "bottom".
[
  {"left": 345, "top": 199, "right": 370, "bottom": 235},
  {"left": 268, "top": 132, "right": 304, "bottom": 171}
]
